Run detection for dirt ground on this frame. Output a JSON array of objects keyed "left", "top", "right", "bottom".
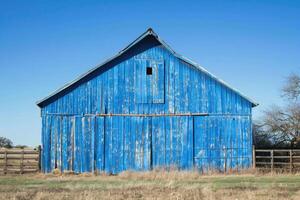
[{"left": 0, "top": 171, "right": 300, "bottom": 200}]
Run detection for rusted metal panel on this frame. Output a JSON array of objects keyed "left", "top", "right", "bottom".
[{"left": 39, "top": 30, "right": 255, "bottom": 174}]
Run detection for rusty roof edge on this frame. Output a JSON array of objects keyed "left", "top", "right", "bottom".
[{"left": 37, "top": 28, "right": 258, "bottom": 107}]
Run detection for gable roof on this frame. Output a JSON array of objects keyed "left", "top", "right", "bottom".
[{"left": 37, "top": 28, "right": 258, "bottom": 108}]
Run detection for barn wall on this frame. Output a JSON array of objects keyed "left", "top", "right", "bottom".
[
  {"left": 40, "top": 44, "right": 253, "bottom": 173},
  {"left": 41, "top": 115, "right": 252, "bottom": 173}
]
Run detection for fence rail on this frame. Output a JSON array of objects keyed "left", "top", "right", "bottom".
[
  {"left": 253, "top": 147, "right": 300, "bottom": 172},
  {"left": 0, "top": 147, "right": 40, "bottom": 174}
]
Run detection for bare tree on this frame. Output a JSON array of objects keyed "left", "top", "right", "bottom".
[
  {"left": 253, "top": 122, "right": 273, "bottom": 148},
  {"left": 282, "top": 73, "right": 300, "bottom": 101},
  {"left": 0, "top": 136, "right": 13, "bottom": 148},
  {"left": 261, "top": 73, "right": 300, "bottom": 148}
]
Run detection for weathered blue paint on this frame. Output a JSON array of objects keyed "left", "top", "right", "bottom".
[{"left": 38, "top": 29, "right": 257, "bottom": 174}]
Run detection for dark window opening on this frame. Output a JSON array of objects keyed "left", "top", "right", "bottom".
[{"left": 146, "top": 67, "right": 152, "bottom": 75}]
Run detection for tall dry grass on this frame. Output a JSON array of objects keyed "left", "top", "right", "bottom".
[
  {"left": 45, "top": 167, "right": 296, "bottom": 179},
  {"left": 1, "top": 169, "right": 299, "bottom": 200}
]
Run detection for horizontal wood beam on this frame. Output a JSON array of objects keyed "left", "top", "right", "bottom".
[
  {"left": 42, "top": 113, "right": 252, "bottom": 117},
  {"left": 43, "top": 113, "right": 209, "bottom": 117}
]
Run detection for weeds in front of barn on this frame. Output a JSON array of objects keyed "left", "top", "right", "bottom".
[{"left": 0, "top": 170, "right": 300, "bottom": 200}]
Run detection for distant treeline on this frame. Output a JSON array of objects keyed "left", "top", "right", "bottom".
[{"left": 0, "top": 136, "right": 28, "bottom": 149}]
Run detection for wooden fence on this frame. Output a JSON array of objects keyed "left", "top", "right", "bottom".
[
  {"left": 0, "top": 147, "right": 40, "bottom": 174},
  {"left": 2, "top": 147, "right": 300, "bottom": 174},
  {"left": 253, "top": 148, "right": 300, "bottom": 172}
]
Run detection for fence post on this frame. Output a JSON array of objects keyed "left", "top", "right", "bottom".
[
  {"left": 4, "top": 149, "right": 7, "bottom": 175},
  {"left": 271, "top": 150, "right": 274, "bottom": 173},
  {"left": 20, "top": 149, "right": 24, "bottom": 174},
  {"left": 252, "top": 145, "right": 256, "bottom": 169},
  {"left": 290, "top": 150, "right": 293, "bottom": 173},
  {"left": 38, "top": 145, "right": 42, "bottom": 172}
]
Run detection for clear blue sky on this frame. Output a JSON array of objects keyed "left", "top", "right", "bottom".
[{"left": 1, "top": 0, "right": 300, "bottom": 147}]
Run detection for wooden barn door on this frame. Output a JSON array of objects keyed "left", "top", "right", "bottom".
[
  {"left": 193, "top": 116, "right": 208, "bottom": 172},
  {"left": 70, "top": 116, "right": 105, "bottom": 174},
  {"left": 194, "top": 116, "right": 230, "bottom": 172},
  {"left": 122, "top": 117, "right": 152, "bottom": 172},
  {"left": 45, "top": 115, "right": 74, "bottom": 173},
  {"left": 151, "top": 116, "right": 194, "bottom": 170},
  {"left": 72, "top": 116, "right": 96, "bottom": 173},
  {"left": 103, "top": 116, "right": 151, "bottom": 174}
]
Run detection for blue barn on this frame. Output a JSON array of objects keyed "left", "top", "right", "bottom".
[{"left": 37, "top": 28, "right": 258, "bottom": 174}]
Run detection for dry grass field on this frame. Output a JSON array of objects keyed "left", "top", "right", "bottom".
[{"left": 0, "top": 171, "right": 300, "bottom": 200}]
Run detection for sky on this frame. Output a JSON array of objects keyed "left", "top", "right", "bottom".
[{"left": 0, "top": 0, "right": 300, "bottom": 146}]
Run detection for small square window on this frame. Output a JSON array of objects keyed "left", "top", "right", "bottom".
[{"left": 146, "top": 67, "right": 152, "bottom": 75}]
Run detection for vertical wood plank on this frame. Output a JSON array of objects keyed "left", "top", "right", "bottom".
[
  {"left": 224, "top": 147, "right": 227, "bottom": 173},
  {"left": 91, "top": 117, "right": 95, "bottom": 173},
  {"left": 70, "top": 117, "right": 75, "bottom": 171}
]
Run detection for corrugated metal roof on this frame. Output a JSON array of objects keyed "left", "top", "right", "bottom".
[{"left": 37, "top": 28, "right": 258, "bottom": 107}]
